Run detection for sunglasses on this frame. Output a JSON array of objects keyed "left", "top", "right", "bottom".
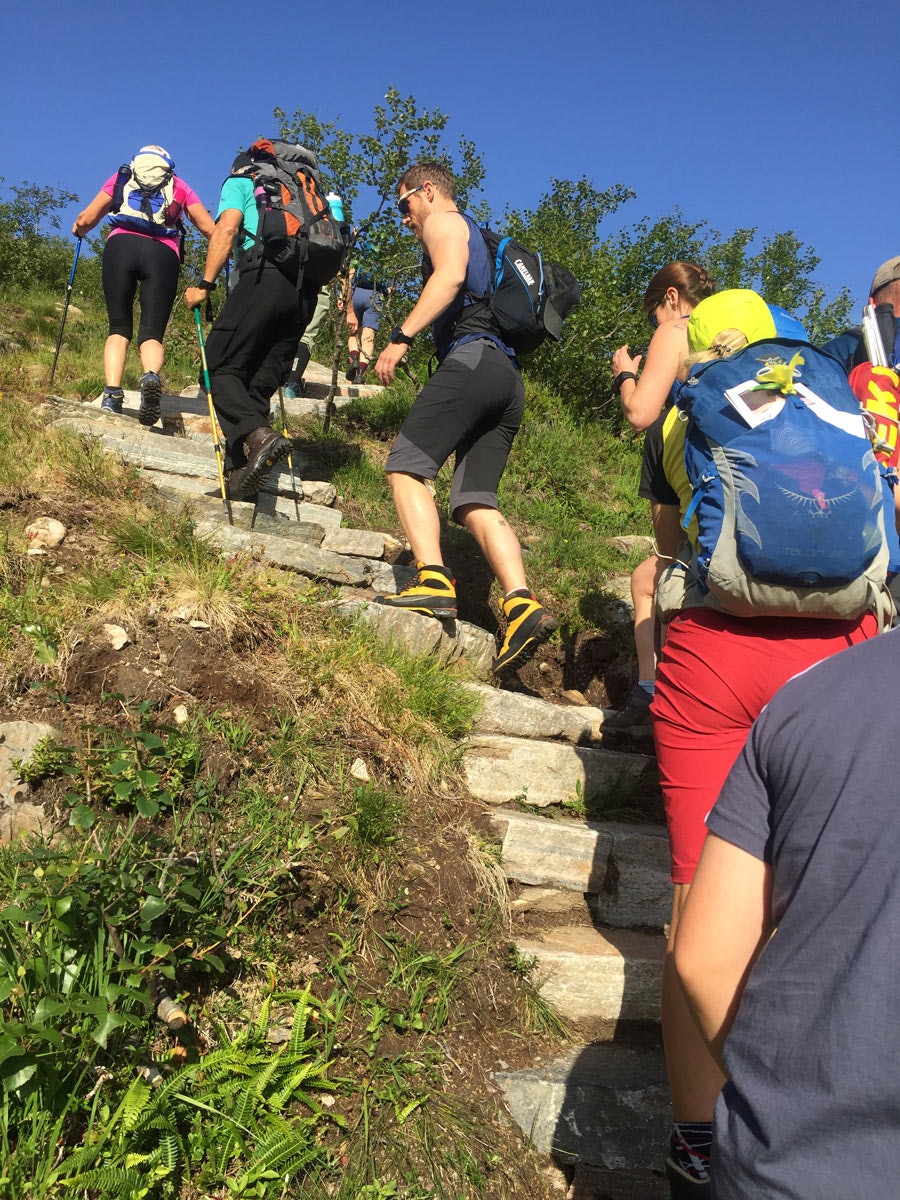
[
  {"left": 397, "top": 185, "right": 424, "bottom": 216},
  {"left": 648, "top": 308, "right": 659, "bottom": 329}
]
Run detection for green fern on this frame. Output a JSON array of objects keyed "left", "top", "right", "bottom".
[
  {"left": 45, "top": 991, "right": 340, "bottom": 1198},
  {"left": 121, "top": 1077, "right": 154, "bottom": 1133},
  {"left": 289, "top": 989, "right": 312, "bottom": 1053},
  {"left": 235, "top": 1122, "right": 317, "bottom": 1186},
  {"left": 158, "top": 1132, "right": 180, "bottom": 1173},
  {"left": 52, "top": 1164, "right": 154, "bottom": 1198}
]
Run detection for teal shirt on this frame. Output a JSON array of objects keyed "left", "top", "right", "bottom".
[{"left": 217, "top": 176, "right": 257, "bottom": 253}]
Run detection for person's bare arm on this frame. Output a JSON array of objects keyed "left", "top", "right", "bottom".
[
  {"left": 185, "top": 201, "right": 216, "bottom": 240},
  {"left": 375, "top": 210, "right": 468, "bottom": 384},
  {"left": 72, "top": 190, "right": 113, "bottom": 237},
  {"left": 614, "top": 321, "right": 689, "bottom": 432},
  {"left": 184, "top": 209, "right": 242, "bottom": 309},
  {"left": 399, "top": 210, "right": 469, "bottom": 336},
  {"left": 674, "top": 833, "right": 773, "bottom": 1071}
]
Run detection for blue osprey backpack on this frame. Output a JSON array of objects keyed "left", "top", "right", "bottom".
[{"left": 659, "top": 339, "right": 892, "bottom": 622}]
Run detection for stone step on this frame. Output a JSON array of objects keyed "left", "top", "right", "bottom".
[
  {"left": 516, "top": 925, "right": 664, "bottom": 1037},
  {"left": 518, "top": 926, "right": 667, "bottom": 1041},
  {"left": 566, "top": 1166, "right": 669, "bottom": 1198},
  {"left": 335, "top": 597, "right": 495, "bottom": 679},
  {"left": 147, "top": 471, "right": 344, "bottom": 528},
  {"left": 50, "top": 362, "right": 381, "bottom": 427},
  {"left": 152, "top": 480, "right": 391, "bottom": 564},
  {"left": 190, "top": 519, "right": 373, "bottom": 587},
  {"left": 491, "top": 808, "right": 670, "bottom": 930},
  {"left": 493, "top": 1043, "right": 670, "bottom": 1170},
  {"left": 464, "top": 681, "right": 611, "bottom": 744},
  {"left": 463, "top": 734, "right": 653, "bottom": 808},
  {"left": 51, "top": 414, "right": 339, "bottom": 505},
  {"left": 279, "top": 352, "right": 390, "bottom": 431}
]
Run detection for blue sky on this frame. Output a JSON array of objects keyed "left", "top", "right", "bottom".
[{"left": 3, "top": 0, "right": 898, "bottom": 313}]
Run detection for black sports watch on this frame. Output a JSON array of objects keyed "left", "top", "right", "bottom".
[
  {"left": 390, "top": 326, "right": 414, "bottom": 345},
  {"left": 196, "top": 278, "right": 217, "bottom": 292}
]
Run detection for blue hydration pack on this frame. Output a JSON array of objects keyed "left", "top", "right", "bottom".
[{"left": 659, "top": 339, "right": 892, "bottom": 622}]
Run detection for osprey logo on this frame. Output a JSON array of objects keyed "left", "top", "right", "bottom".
[{"left": 514, "top": 258, "right": 535, "bottom": 287}]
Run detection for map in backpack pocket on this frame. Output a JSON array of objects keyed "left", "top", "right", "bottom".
[{"left": 724, "top": 380, "right": 785, "bottom": 427}]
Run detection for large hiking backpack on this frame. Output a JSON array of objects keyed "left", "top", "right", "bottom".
[
  {"left": 849, "top": 360, "right": 900, "bottom": 575},
  {"left": 454, "top": 226, "right": 581, "bottom": 355},
  {"left": 110, "top": 146, "right": 180, "bottom": 237},
  {"left": 657, "top": 339, "right": 891, "bottom": 623},
  {"left": 230, "top": 138, "right": 348, "bottom": 285},
  {"left": 851, "top": 362, "right": 900, "bottom": 474}
]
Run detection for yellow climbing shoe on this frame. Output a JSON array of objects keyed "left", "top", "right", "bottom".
[
  {"left": 493, "top": 593, "right": 557, "bottom": 673},
  {"left": 374, "top": 562, "right": 457, "bottom": 619}
]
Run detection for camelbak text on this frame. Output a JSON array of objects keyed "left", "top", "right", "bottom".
[{"left": 514, "top": 259, "right": 535, "bottom": 286}]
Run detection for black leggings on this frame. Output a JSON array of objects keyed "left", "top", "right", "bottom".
[{"left": 102, "top": 232, "right": 180, "bottom": 344}]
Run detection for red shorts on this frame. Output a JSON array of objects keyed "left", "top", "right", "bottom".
[{"left": 651, "top": 607, "right": 878, "bottom": 884}]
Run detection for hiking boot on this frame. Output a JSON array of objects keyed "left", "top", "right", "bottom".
[
  {"left": 100, "top": 387, "right": 124, "bottom": 415},
  {"left": 138, "top": 371, "right": 162, "bottom": 426},
  {"left": 226, "top": 427, "right": 293, "bottom": 499},
  {"left": 665, "top": 1158, "right": 711, "bottom": 1198},
  {"left": 602, "top": 683, "right": 653, "bottom": 736},
  {"left": 345, "top": 352, "right": 360, "bottom": 382},
  {"left": 355, "top": 361, "right": 368, "bottom": 384},
  {"left": 223, "top": 474, "right": 258, "bottom": 504},
  {"left": 493, "top": 593, "right": 557, "bottom": 673},
  {"left": 283, "top": 382, "right": 305, "bottom": 400},
  {"left": 373, "top": 562, "right": 457, "bottom": 619}
]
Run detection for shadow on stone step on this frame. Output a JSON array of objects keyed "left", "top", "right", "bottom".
[
  {"left": 550, "top": 1039, "right": 669, "bottom": 1177},
  {"left": 496, "top": 1042, "right": 670, "bottom": 1177},
  {"left": 284, "top": 434, "right": 366, "bottom": 488},
  {"left": 564, "top": 1163, "right": 669, "bottom": 1199}
]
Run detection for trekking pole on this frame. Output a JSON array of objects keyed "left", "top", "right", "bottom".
[
  {"left": 193, "top": 307, "right": 232, "bottom": 525},
  {"left": 277, "top": 387, "right": 302, "bottom": 519},
  {"left": 322, "top": 273, "right": 352, "bottom": 436},
  {"left": 323, "top": 216, "right": 365, "bottom": 436},
  {"left": 863, "top": 305, "right": 889, "bottom": 367},
  {"left": 398, "top": 360, "right": 422, "bottom": 390},
  {"left": 49, "top": 237, "right": 82, "bottom": 388}
]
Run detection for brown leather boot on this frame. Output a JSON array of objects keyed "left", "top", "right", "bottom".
[{"left": 226, "top": 427, "right": 293, "bottom": 499}]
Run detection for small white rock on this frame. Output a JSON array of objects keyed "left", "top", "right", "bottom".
[
  {"left": 350, "top": 757, "right": 370, "bottom": 783},
  {"left": 172, "top": 705, "right": 190, "bottom": 725},
  {"left": 102, "top": 624, "right": 130, "bottom": 651},
  {"left": 189, "top": 620, "right": 210, "bottom": 630},
  {"left": 25, "top": 518, "right": 67, "bottom": 549}
]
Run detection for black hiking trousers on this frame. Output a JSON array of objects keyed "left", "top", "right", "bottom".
[{"left": 204, "top": 260, "right": 318, "bottom": 467}]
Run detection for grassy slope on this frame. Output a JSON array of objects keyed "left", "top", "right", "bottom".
[{"left": 0, "top": 290, "right": 649, "bottom": 1199}]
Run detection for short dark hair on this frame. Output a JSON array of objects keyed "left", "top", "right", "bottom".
[
  {"left": 398, "top": 161, "right": 456, "bottom": 199},
  {"left": 642, "top": 262, "right": 716, "bottom": 314}
]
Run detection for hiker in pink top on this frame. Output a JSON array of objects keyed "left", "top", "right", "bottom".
[{"left": 73, "top": 145, "right": 214, "bottom": 422}]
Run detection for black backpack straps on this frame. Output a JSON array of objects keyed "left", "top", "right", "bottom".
[{"left": 139, "top": 185, "right": 155, "bottom": 223}]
